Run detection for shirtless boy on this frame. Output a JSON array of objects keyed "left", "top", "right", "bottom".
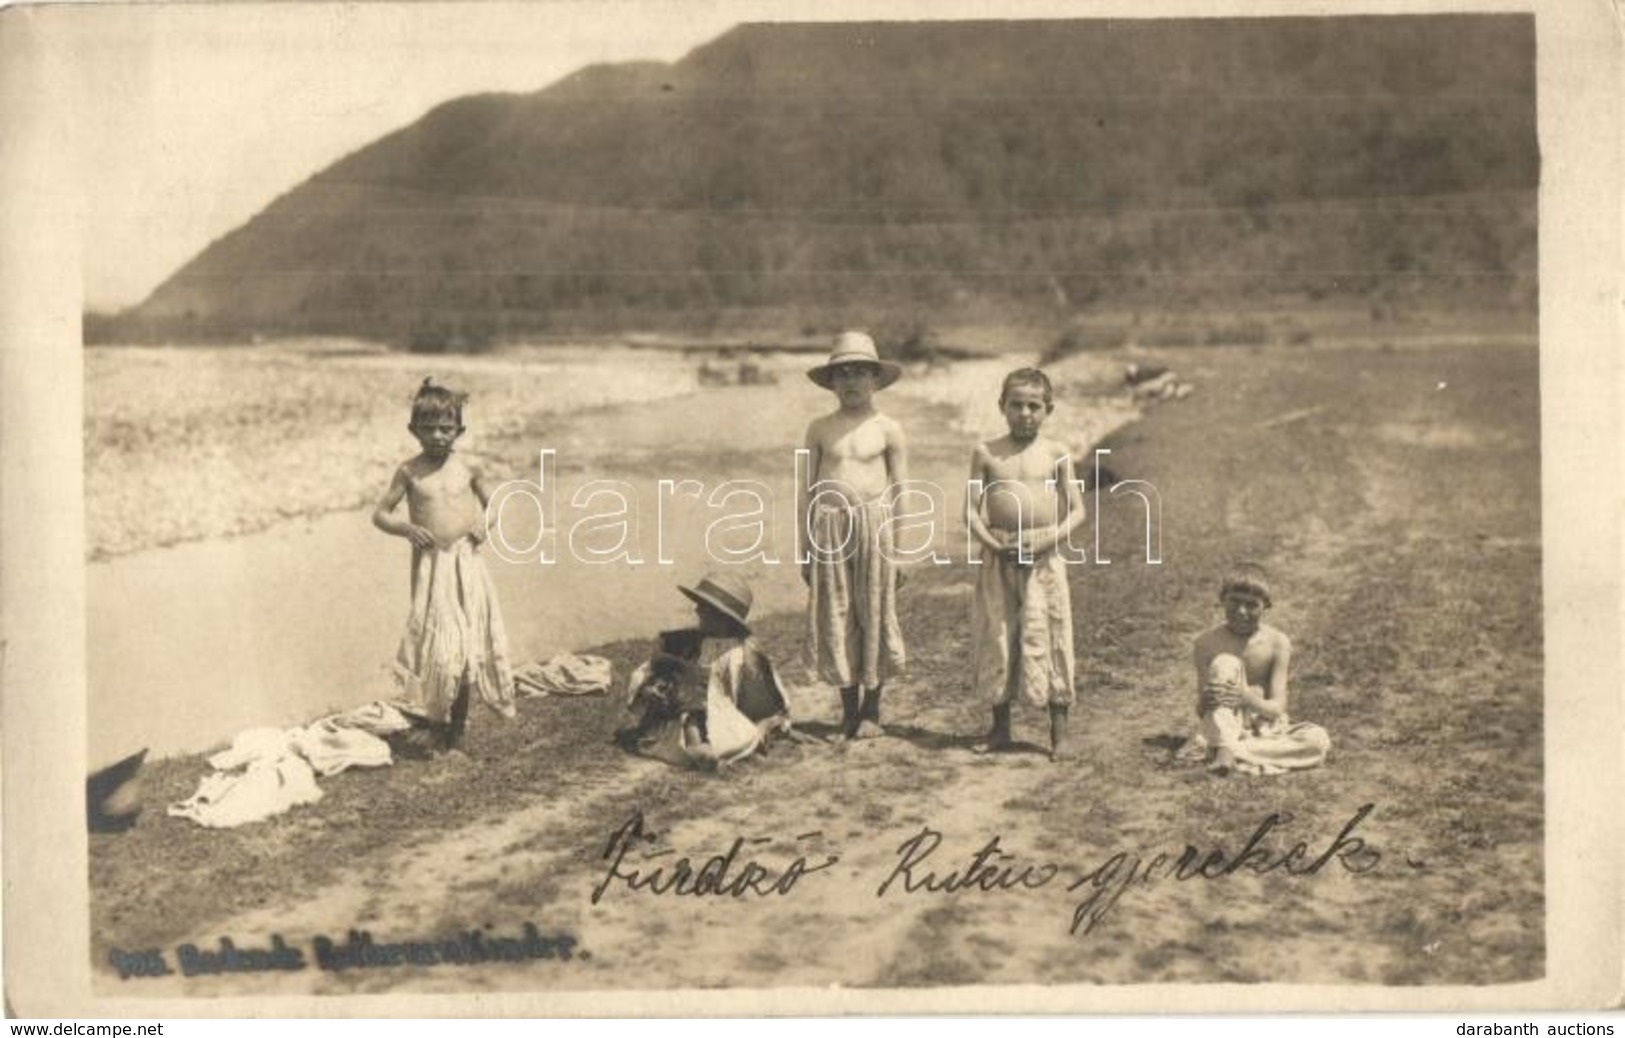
[
  {"left": 373, "top": 378, "right": 516, "bottom": 750},
  {"left": 966, "top": 367, "right": 1086, "bottom": 761},
  {"left": 799, "top": 331, "right": 909, "bottom": 740},
  {"left": 1193, "top": 571, "right": 1329, "bottom": 775}
]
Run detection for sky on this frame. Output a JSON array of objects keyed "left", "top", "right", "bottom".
[{"left": 54, "top": 2, "right": 750, "bottom": 309}]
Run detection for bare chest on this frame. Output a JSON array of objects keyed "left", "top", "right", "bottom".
[
  {"left": 408, "top": 461, "right": 474, "bottom": 508},
  {"left": 819, "top": 420, "right": 889, "bottom": 465},
  {"left": 982, "top": 448, "right": 1060, "bottom": 483}
]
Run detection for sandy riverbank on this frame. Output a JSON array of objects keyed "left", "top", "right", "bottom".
[{"left": 84, "top": 340, "right": 702, "bottom": 559}]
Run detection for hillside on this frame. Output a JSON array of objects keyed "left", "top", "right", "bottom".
[{"left": 116, "top": 16, "right": 1538, "bottom": 343}]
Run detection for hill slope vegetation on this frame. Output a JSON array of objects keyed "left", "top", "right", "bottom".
[{"left": 120, "top": 17, "right": 1537, "bottom": 342}]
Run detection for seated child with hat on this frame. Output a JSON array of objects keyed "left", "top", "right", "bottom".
[{"left": 618, "top": 571, "right": 798, "bottom": 770}]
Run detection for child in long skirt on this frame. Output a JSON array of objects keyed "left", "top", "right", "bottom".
[
  {"left": 798, "top": 331, "right": 910, "bottom": 739},
  {"left": 373, "top": 378, "right": 516, "bottom": 751},
  {"left": 965, "top": 368, "right": 1087, "bottom": 761}
]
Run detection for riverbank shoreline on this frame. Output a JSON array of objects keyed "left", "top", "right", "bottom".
[{"left": 84, "top": 340, "right": 706, "bottom": 559}]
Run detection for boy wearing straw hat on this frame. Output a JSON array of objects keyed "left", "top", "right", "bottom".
[
  {"left": 618, "top": 571, "right": 796, "bottom": 770},
  {"left": 799, "top": 331, "right": 910, "bottom": 740}
]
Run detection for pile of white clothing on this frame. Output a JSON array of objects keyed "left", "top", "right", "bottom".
[
  {"left": 1178, "top": 722, "right": 1332, "bottom": 776},
  {"left": 168, "top": 701, "right": 414, "bottom": 829},
  {"left": 514, "top": 654, "right": 613, "bottom": 698}
]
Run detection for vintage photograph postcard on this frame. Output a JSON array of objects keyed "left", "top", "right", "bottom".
[{"left": 2, "top": 0, "right": 1619, "bottom": 1017}]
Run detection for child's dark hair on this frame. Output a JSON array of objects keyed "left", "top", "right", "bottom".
[
  {"left": 1219, "top": 567, "right": 1273, "bottom": 607},
  {"left": 1000, "top": 367, "right": 1054, "bottom": 406},
  {"left": 410, "top": 378, "right": 468, "bottom": 428}
]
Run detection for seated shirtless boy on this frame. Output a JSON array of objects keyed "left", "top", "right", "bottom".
[{"left": 1194, "top": 571, "right": 1330, "bottom": 775}]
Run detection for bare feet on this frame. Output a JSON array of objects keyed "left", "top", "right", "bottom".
[
  {"left": 854, "top": 719, "right": 886, "bottom": 740},
  {"left": 1209, "top": 747, "right": 1236, "bottom": 775}
]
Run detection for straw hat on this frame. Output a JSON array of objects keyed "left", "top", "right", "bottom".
[
  {"left": 806, "top": 330, "right": 903, "bottom": 390},
  {"left": 677, "top": 571, "right": 755, "bottom": 636}
]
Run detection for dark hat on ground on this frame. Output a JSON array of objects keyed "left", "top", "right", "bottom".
[
  {"left": 87, "top": 748, "right": 148, "bottom": 834},
  {"left": 678, "top": 571, "right": 755, "bottom": 636},
  {"left": 806, "top": 331, "right": 903, "bottom": 391}
]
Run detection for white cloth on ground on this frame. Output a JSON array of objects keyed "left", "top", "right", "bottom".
[
  {"left": 167, "top": 755, "right": 323, "bottom": 828},
  {"left": 323, "top": 701, "right": 416, "bottom": 736},
  {"left": 1183, "top": 722, "right": 1332, "bottom": 775},
  {"left": 208, "top": 728, "right": 297, "bottom": 771},
  {"left": 514, "top": 654, "right": 613, "bottom": 697},
  {"left": 171, "top": 709, "right": 398, "bottom": 827},
  {"left": 290, "top": 720, "right": 393, "bottom": 777}
]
